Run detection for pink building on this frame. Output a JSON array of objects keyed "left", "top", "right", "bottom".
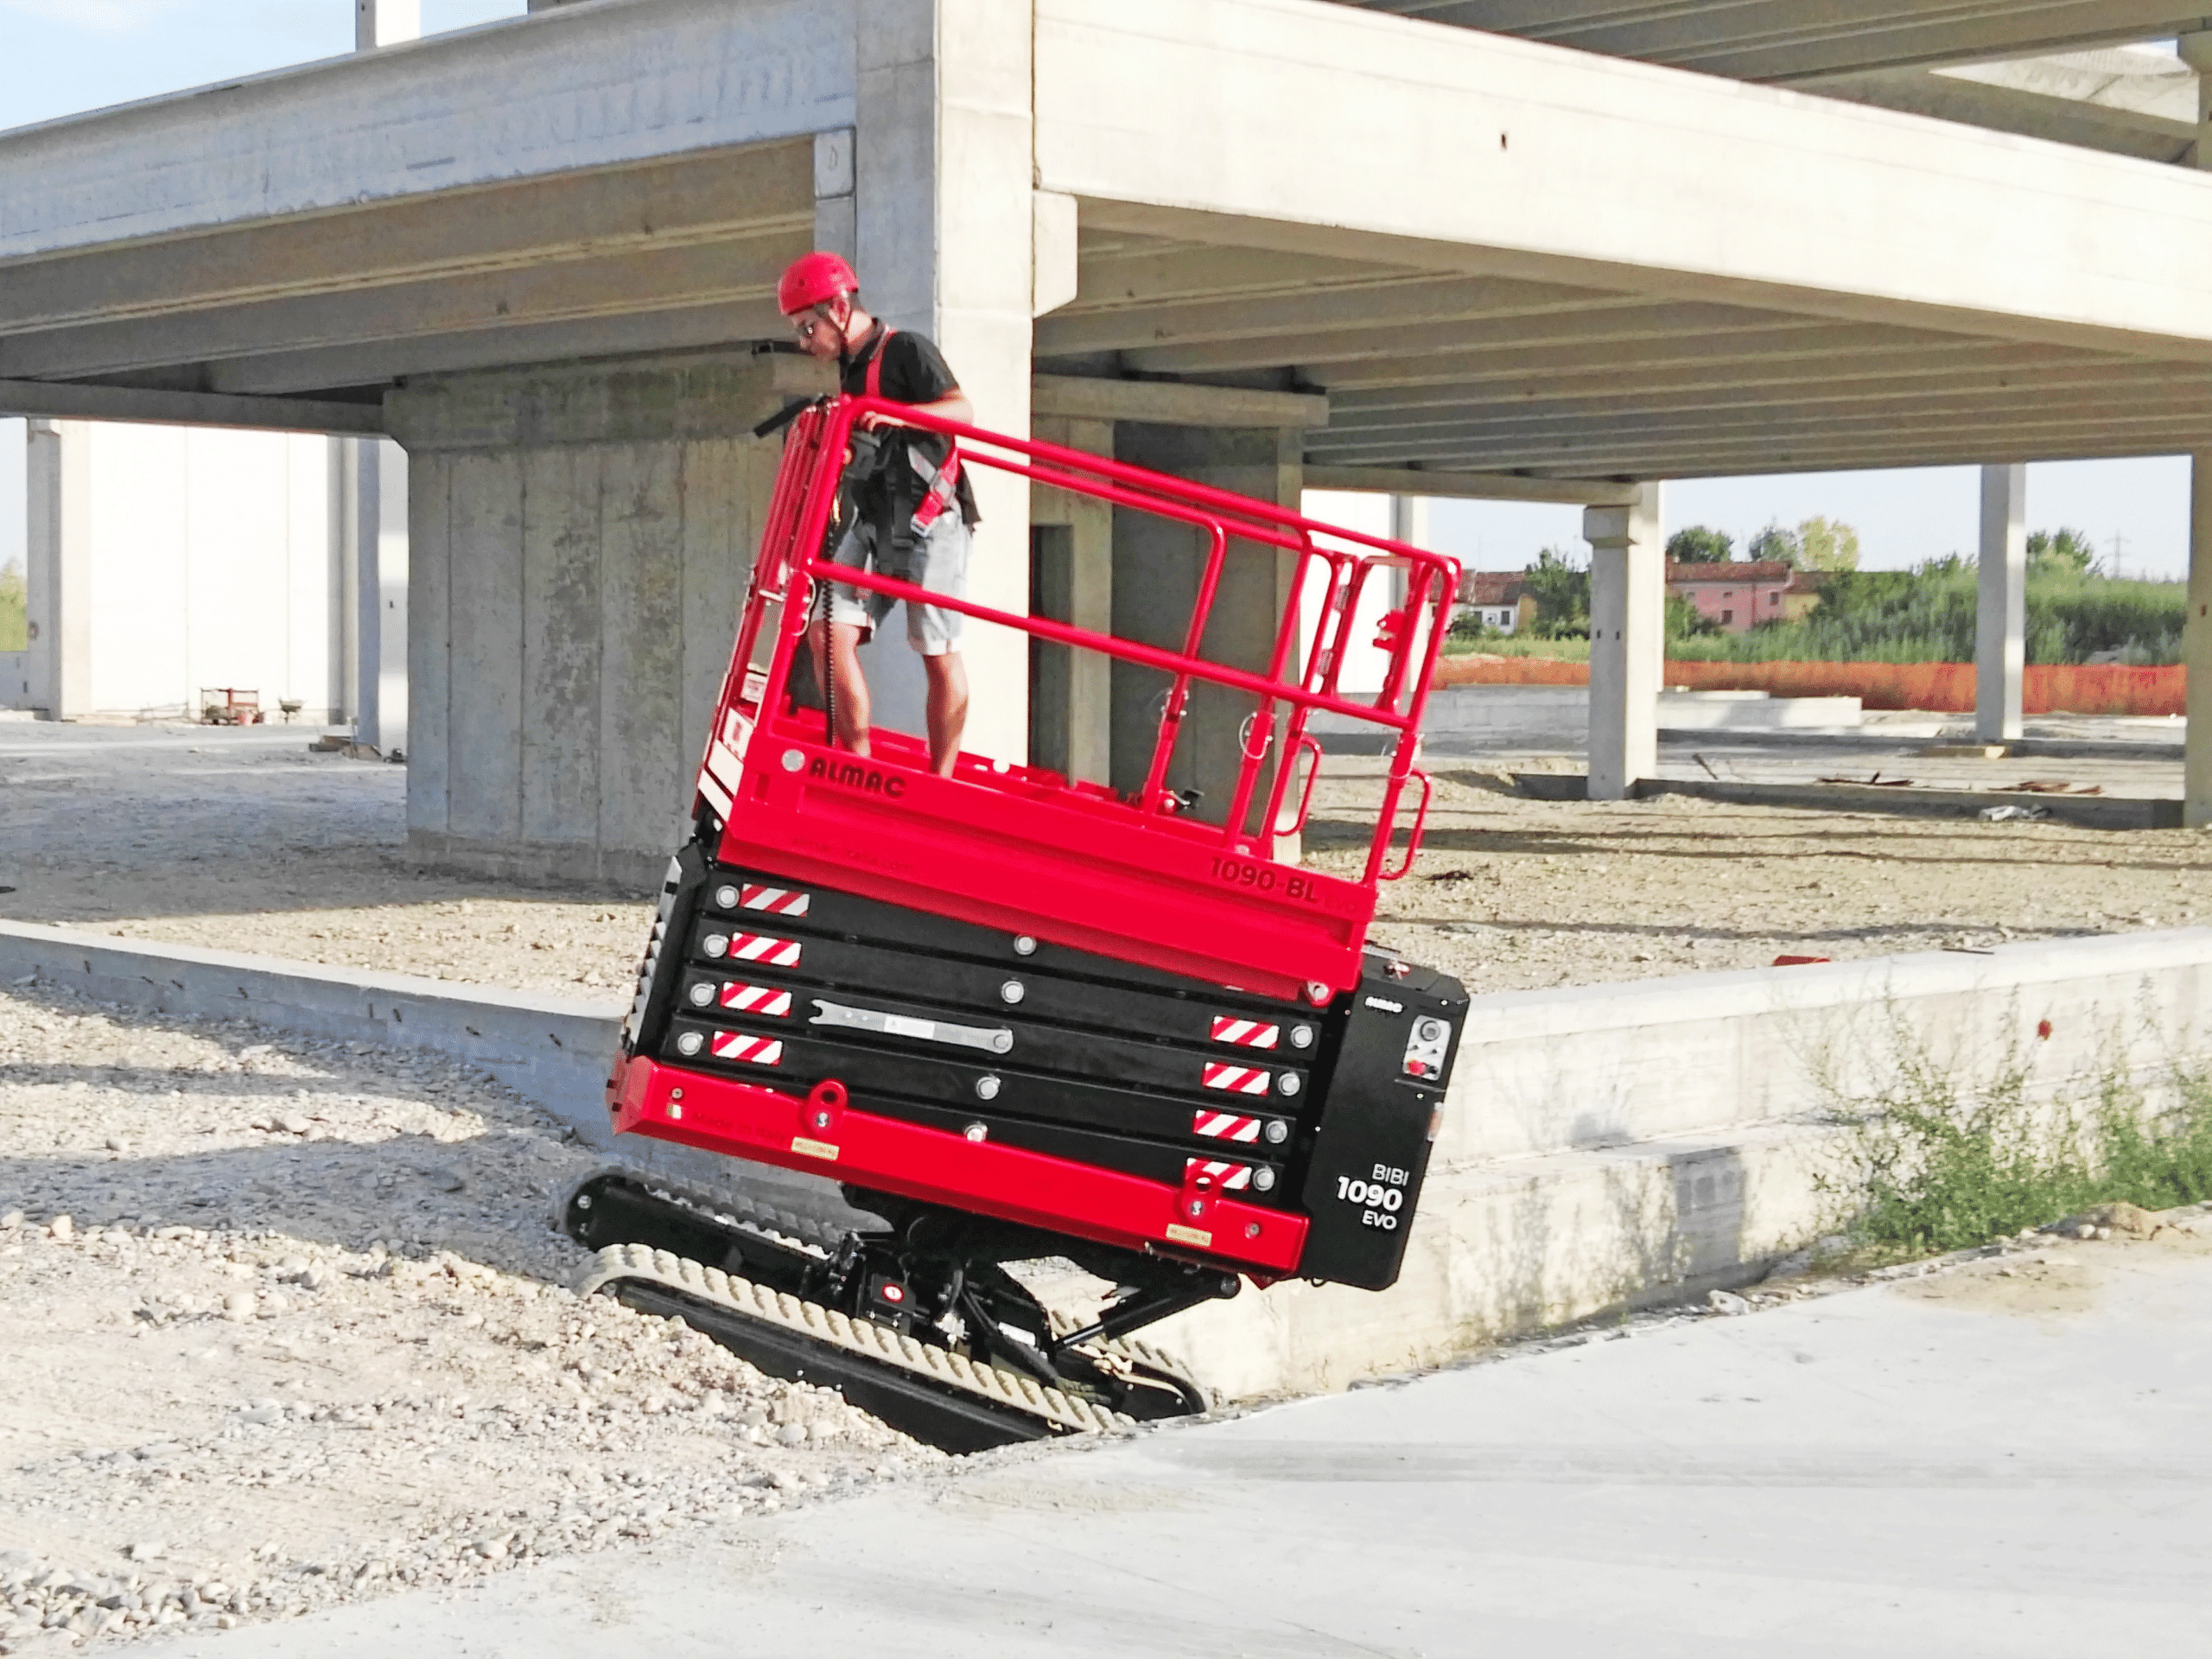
[{"left": 1664, "top": 560, "right": 1808, "bottom": 633}]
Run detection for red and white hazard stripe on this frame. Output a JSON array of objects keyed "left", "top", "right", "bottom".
[
  {"left": 1192, "top": 1110, "right": 1263, "bottom": 1143},
  {"left": 718, "top": 983, "right": 792, "bottom": 1018},
  {"left": 728, "top": 931, "right": 802, "bottom": 968},
  {"left": 738, "top": 884, "right": 811, "bottom": 918},
  {"left": 1209, "top": 1015, "right": 1281, "bottom": 1050},
  {"left": 1200, "top": 1063, "right": 1271, "bottom": 1096},
  {"left": 1185, "top": 1158, "right": 1254, "bottom": 1192},
  {"left": 709, "top": 1032, "right": 785, "bottom": 1066}
]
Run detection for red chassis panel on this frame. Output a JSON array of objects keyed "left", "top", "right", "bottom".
[
  {"left": 611, "top": 1054, "right": 1307, "bottom": 1277},
  {"left": 709, "top": 710, "right": 1372, "bottom": 1003}
]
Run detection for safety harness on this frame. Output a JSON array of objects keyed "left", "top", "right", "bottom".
[{"left": 860, "top": 327, "right": 964, "bottom": 543}]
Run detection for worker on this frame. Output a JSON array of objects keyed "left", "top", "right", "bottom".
[{"left": 781, "top": 251, "right": 979, "bottom": 777}]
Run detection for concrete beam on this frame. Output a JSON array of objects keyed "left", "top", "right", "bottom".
[
  {"left": 205, "top": 302, "right": 798, "bottom": 399},
  {"left": 1315, "top": 359, "right": 2208, "bottom": 434},
  {"left": 1039, "top": 5, "right": 2212, "bottom": 363},
  {"left": 1115, "top": 300, "right": 1781, "bottom": 378},
  {"left": 0, "top": 378, "right": 381, "bottom": 435},
  {"left": 1037, "top": 273, "right": 1637, "bottom": 359},
  {"left": 1305, "top": 387, "right": 2212, "bottom": 458},
  {"left": 1031, "top": 374, "right": 1327, "bottom": 429},
  {"left": 1808, "top": 68, "right": 2196, "bottom": 164},
  {"left": 1301, "top": 465, "right": 1637, "bottom": 506},
  {"left": 1412, "top": 415, "right": 2212, "bottom": 477},
  {"left": 1309, "top": 323, "right": 2005, "bottom": 392},
  {"left": 1584, "top": 486, "right": 1663, "bottom": 801},
  {"left": 1071, "top": 238, "right": 1412, "bottom": 310},
  {"left": 2, "top": 229, "right": 804, "bottom": 382},
  {"left": 1393, "top": 2, "right": 2208, "bottom": 85},
  {"left": 1320, "top": 343, "right": 2116, "bottom": 417},
  {"left": 0, "top": 0, "right": 855, "bottom": 264},
  {"left": 1975, "top": 463, "right": 2028, "bottom": 744},
  {"left": 0, "top": 142, "right": 812, "bottom": 340}
]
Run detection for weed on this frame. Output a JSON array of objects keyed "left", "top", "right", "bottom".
[{"left": 1820, "top": 1036, "right": 2212, "bottom": 1259}]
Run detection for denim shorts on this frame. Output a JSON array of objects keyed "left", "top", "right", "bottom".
[{"left": 826, "top": 515, "right": 970, "bottom": 656}]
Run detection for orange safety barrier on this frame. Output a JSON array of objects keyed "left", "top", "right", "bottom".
[{"left": 1434, "top": 656, "right": 2185, "bottom": 716}]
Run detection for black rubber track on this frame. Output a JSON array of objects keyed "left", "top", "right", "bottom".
[{"left": 605, "top": 1277, "right": 1058, "bottom": 1454}]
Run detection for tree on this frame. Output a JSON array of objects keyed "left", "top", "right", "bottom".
[
  {"left": 1666, "top": 525, "right": 1733, "bottom": 563},
  {"left": 2027, "top": 526, "right": 2098, "bottom": 576},
  {"left": 1666, "top": 592, "right": 1719, "bottom": 640},
  {"left": 1795, "top": 515, "right": 1860, "bottom": 572},
  {"left": 1521, "top": 545, "right": 1590, "bottom": 639},
  {"left": 1745, "top": 521, "right": 1802, "bottom": 565}
]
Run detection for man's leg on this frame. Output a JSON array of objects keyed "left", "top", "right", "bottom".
[
  {"left": 806, "top": 615, "right": 874, "bottom": 754},
  {"left": 922, "top": 650, "right": 968, "bottom": 776},
  {"left": 911, "top": 516, "right": 971, "bottom": 776}
]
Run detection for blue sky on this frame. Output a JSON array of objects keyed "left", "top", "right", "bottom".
[{"left": 0, "top": 1, "right": 2195, "bottom": 581}]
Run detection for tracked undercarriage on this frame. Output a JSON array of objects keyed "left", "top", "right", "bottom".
[{"left": 560, "top": 1169, "right": 1221, "bottom": 1449}]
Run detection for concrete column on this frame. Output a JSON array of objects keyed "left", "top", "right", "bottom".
[
  {"left": 2179, "top": 31, "right": 2212, "bottom": 169},
  {"left": 386, "top": 355, "right": 782, "bottom": 887},
  {"left": 1028, "top": 416, "right": 1113, "bottom": 784},
  {"left": 854, "top": 0, "right": 1034, "bottom": 763},
  {"left": 2186, "top": 453, "right": 2212, "bottom": 828},
  {"left": 1388, "top": 494, "right": 1426, "bottom": 615},
  {"left": 1975, "top": 462, "right": 2026, "bottom": 744},
  {"left": 1109, "top": 423, "right": 1303, "bottom": 843},
  {"left": 23, "top": 419, "right": 90, "bottom": 721},
  {"left": 812, "top": 129, "right": 855, "bottom": 264},
  {"left": 352, "top": 437, "right": 410, "bottom": 753},
  {"left": 1584, "top": 484, "right": 1664, "bottom": 800},
  {"left": 354, "top": 0, "right": 420, "bottom": 50}
]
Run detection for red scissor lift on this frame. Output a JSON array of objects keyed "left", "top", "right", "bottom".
[{"left": 564, "top": 396, "right": 1466, "bottom": 1447}]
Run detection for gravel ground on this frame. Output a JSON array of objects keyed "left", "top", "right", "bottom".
[
  {"left": 1308, "top": 759, "right": 2212, "bottom": 995},
  {"left": 0, "top": 983, "right": 936, "bottom": 1656},
  {"left": 3, "top": 720, "right": 2209, "bottom": 1000},
  {"left": 0, "top": 727, "right": 647, "bottom": 995}
]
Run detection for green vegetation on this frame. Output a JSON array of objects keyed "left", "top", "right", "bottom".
[
  {"left": 1825, "top": 1040, "right": 2212, "bottom": 1258},
  {"left": 1666, "top": 557, "right": 2184, "bottom": 664},
  {"left": 0, "top": 560, "right": 24, "bottom": 653},
  {"left": 1445, "top": 523, "right": 2177, "bottom": 665},
  {"left": 1665, "top": 525, "right": 1733, "bottom": 563}
]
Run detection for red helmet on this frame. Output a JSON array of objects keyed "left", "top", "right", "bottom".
[{"left": 779, "top": 251, "right": 859, "bottom": 315}]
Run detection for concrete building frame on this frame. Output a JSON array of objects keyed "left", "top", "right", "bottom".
[{"left": 4, "top": 0, "right": 2212, "bottom": 861}]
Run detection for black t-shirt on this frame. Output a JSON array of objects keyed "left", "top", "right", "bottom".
[{"left": 842, "top": 324, "right": 980, "bottom": 527}]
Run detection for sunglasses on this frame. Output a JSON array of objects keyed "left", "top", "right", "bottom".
[{"left": 791, "top": 313, "right": 835, "bottom": 341}]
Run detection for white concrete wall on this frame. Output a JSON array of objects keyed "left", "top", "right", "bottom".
[
  {"left": 22, "top": 422, "right": 344, "bottom": 721},
  {"left": 1162, "top": 926, "right": 2212, "bottom": 1397}
]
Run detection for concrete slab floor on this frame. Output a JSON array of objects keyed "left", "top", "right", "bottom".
[
  {"left": 5, "top": 718, "right": 2210, "bottom": 1000},
  {"left": 137, "top": 1224, "right": 2212, "bottom": 1658}
]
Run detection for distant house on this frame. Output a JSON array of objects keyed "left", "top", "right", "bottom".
[
  {"left": 1456, "top": 570, "right": 1534, "bottom": 635},
  {"left": 1664, "top": 560, "right": 1825, "bottom": 632}
]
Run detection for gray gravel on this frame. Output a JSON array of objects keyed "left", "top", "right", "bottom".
[{"left": 0, "top": 983, "right": 938, "bottom": 1653}]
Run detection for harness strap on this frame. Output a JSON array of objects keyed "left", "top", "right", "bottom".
[{"left": 861, "top": 326, "right": 963, "bottom": 536}]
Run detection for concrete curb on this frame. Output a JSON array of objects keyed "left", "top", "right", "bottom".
[
  {"left": 0, "top": 920, "right": 859, "bottom": 1233},
  {"left": 0, "top": 919, "right": 625, "bottom": 1129}
]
